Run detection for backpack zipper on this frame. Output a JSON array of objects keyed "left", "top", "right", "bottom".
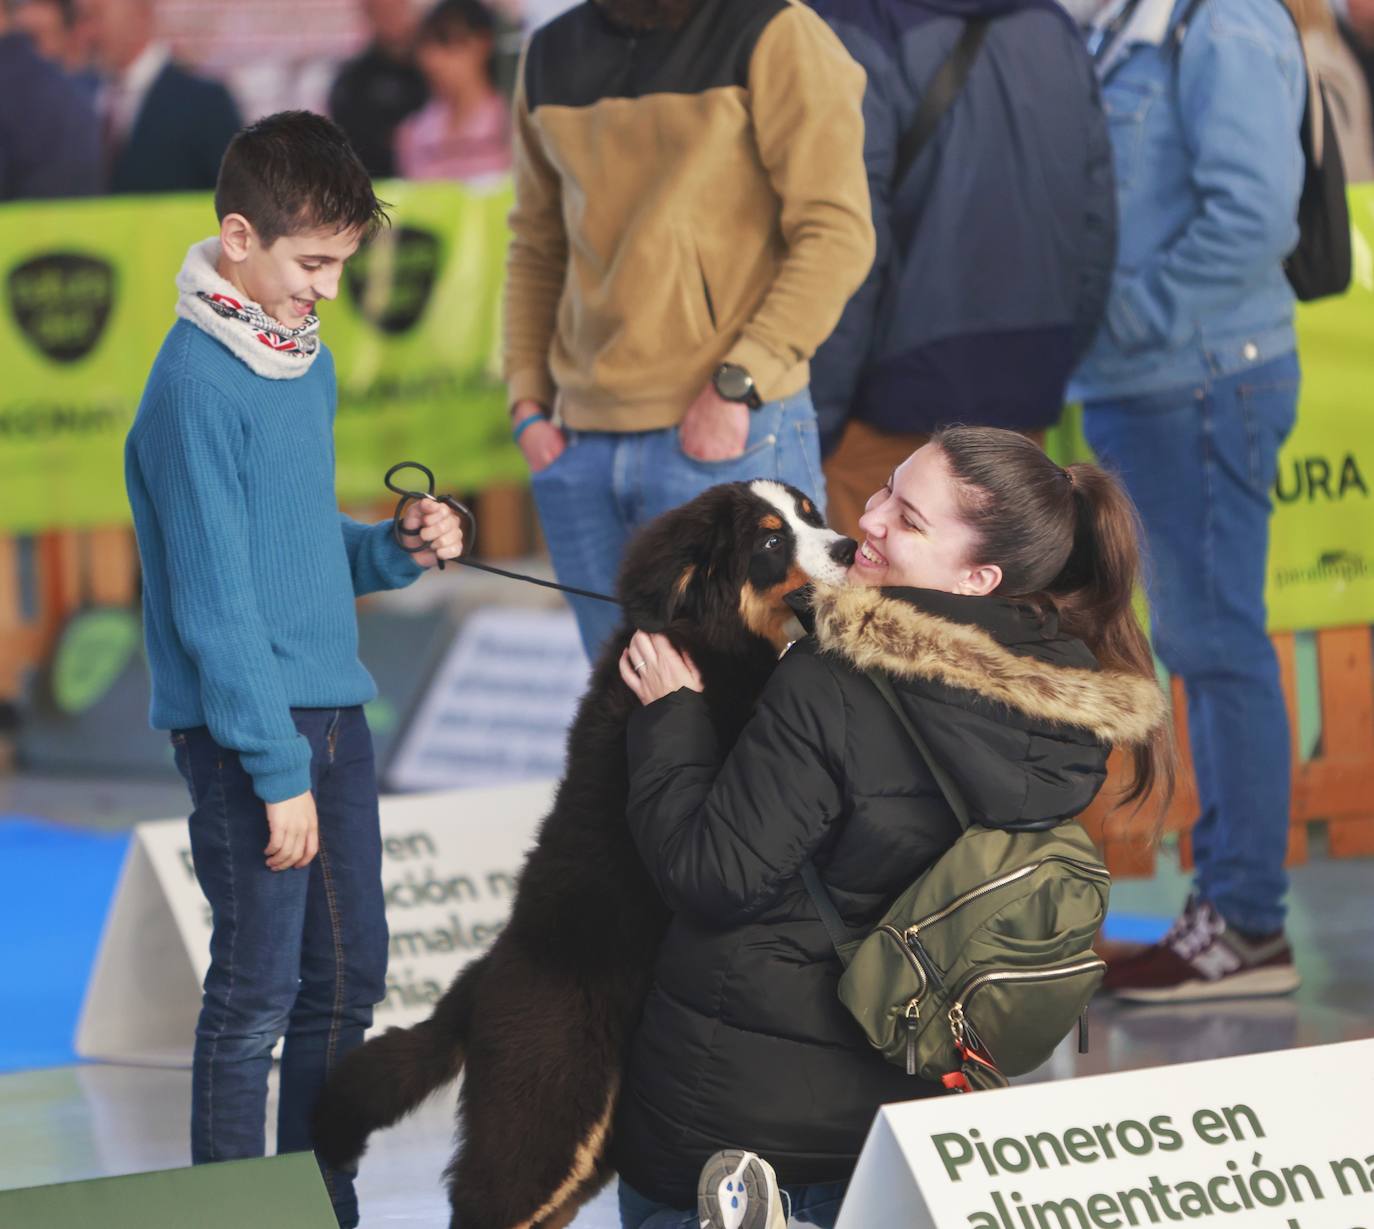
[
  {"left": 879, "top": 924, "right": 928, "bottom": 1074},
  {"left": 905, "top": 855, "right": 1110, "bottom": 944},
  {"left": 948, "top": 957, "right": 1107, "bottom": 1049},
  {"left": 879, "top": 925, "right": 929, "bottom": 998},
  {"left": 903, "top": 999, "right": 920, "bottom": 1075}
]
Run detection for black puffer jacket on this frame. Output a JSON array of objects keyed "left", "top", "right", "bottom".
[{"left": 613, "top": 585, "right": 1165, "bottom": 1206}]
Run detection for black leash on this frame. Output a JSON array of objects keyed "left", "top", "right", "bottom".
[{"left": 385, "top": 461, "right": 621, "bottom": 606}]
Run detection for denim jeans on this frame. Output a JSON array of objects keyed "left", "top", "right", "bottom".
[
  {"left": 172, "top": 706, "right": 389, "bottom": 1229},
  {"left": 530, "top": 390, "right": 827, "bottom": 661},
  {"left": 618, "top": 1179, "right": 847, "bottom": 1228},
  {"left": 1083, "top": 351, "right": 1300, "bottom": 934}
]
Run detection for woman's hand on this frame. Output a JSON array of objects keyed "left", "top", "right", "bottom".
[{"left": 619, "top": 630, "right": 704, "bottom": 705}]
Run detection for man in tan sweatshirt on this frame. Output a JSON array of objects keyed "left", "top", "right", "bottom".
[{"left": 504, "top": 0, "right": 875, "bottom": 659}]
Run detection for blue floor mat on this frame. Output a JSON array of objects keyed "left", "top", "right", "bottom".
[
  {"left": 1101, "top": 912, "right": 1170, "bottom": 944},
  {"left": 0, "top": 818, "right": 130, "bottom": 1073},
  {"left": 0, "top": 812, "right": 1168, "bottom": 1075}
]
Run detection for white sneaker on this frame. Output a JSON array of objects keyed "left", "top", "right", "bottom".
[{"left": 697, "top": 1149, "right": 787, "bottom": 1229}]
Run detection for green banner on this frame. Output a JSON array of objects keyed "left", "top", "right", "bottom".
[
  {"left": 1047, "top": 185, "right": 1374, "bottom": 634},
  {"left": 0, "top": 181, "right": 520, "bottom": 535},
  {"left": 4, "top": 185, "right": 1374, "bottom": 630},
  {"left": 1268, "top": 188, "right": 1374, "bottom": 631}
]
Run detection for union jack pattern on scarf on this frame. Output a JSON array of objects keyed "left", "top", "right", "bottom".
[{"left": 198, "top": 289, "right": 318, "bottom": 356}]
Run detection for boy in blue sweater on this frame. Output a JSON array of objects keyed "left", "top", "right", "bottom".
[{"left": 124, "top": 111, "right": 464, "bottom": 1228}]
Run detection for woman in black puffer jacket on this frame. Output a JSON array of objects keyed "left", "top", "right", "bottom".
[{"left": 613, "top": 427, "right": 1173, "bottom": 1229}]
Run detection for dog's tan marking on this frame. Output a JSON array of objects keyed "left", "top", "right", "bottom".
[
  {"left": 801, "top": 499, "right": 814, "bottom": 516},
  {"left": 672, "top": 565, "right": 695, "bottom": 608},
  {"left": 739, "top": 563, "right": 810, "bottom": 651},
  {"left": 536, "top": 1203, "right": 584, "bottom": 1229},
  {"left": 760, "top": 514, "right": 783, "bottom": 530},
  {"left": 738, "top": 582, "right": 776, "bottom": 646},
  {"left": 514, "top": 1079, "right": 619, "bottom": 1229}
]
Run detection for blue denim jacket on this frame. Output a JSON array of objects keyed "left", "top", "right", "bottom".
[{"left": 1069, "top": 0, "right": 1306, "bottom": 401}]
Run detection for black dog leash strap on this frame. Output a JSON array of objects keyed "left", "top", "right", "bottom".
[
  {"left": 384, "top": 461, "right": 620, "bottom": 606},
  {"left": 445, "top": 556, "right": 620, "bottom": 604}
]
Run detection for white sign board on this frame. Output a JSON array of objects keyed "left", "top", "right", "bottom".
[
  {"left": 76, "top": 782, "right": 553, "bottom": 1066},
  {"left": 836, "top": 1039, "right": 1374, "bottom": 1229},
  {"left": 386, "top": 607, "right": 590, "bottom": 791}
]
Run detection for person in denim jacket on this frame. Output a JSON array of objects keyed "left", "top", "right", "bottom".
[{"left": 1070, "top": 0, "right": 1306, "bottom": 1002}]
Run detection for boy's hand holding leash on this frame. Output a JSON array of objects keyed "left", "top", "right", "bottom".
[{"left": 398, "top": 495, "right": 466, "bottom": 567}]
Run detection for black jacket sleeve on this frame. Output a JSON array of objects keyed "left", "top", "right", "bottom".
[{"left": 624, "top": 648, "right": 846, "bottom": 925}]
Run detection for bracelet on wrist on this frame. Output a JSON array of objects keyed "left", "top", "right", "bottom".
[{"left": 512, "top": 413, "right": 547, "bottom": 444}]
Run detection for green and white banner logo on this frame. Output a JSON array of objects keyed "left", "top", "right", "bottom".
[
  {"left": 8, "top": 251, "right": 117, "bottom": 363},
  {"left": 344, "top": 224, "right": 444, "bottom": 335}
]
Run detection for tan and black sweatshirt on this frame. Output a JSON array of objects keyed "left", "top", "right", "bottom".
[{"left": 503, "top": 0, "right": 875, "bottom": 432}]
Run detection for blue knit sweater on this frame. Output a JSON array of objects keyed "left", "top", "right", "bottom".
[{"left": 125, "top": 319, "right": 423, "bottom": 802}]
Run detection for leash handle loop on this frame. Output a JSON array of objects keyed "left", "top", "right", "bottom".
[
  {"left": 384, "top": 461, "right": 619, "bottom": 603},
  {"left": 385, "top": 460, "right": 477, "bottom": 571}
]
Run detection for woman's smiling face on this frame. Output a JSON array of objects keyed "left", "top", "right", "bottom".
[{"left": 848, "top": 443, "right": 1003, "bottom": 596}]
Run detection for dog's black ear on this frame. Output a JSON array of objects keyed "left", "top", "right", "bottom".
[
  {"left": 617, "top": 486, "right": 744, "bottom": 633},
  {"left": 664, "top": 563, "right": 699, "bottom": 623},
  {"left": 617, "top": 513, "right": 692, "bottom": 632}
]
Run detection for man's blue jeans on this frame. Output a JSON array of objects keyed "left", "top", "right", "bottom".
[
  {"left": 530, "top": 391, "right": 827, "bottom": 661},
  {"left": 1083, "top": 351, "right": 1300, "bottom": 935},
  {"left": 173, "top": 706, "right": 389, "bottom": 1229},
  {"left": 619, "top": 1179, "right": 847, "bottom": 1228}
]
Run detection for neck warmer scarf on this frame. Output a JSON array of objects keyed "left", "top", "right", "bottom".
[{"left": 175, "top": 237, "right": 321, "bottom": 379}]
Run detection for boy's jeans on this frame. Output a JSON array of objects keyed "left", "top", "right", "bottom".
[
  {"left": 1083, "top": 351, "right": 1300, "bottom": 935},
  {"left": 530, "top": 391, "right": 827, "bottom": 661},
  {"left": 173, "top": 706, "right": 388, "bottom": 1229},
  {"left": 619, "top": 1179, "right": 847, "bottom": 1228}
]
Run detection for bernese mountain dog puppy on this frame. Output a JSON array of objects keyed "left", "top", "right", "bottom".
[{"left": 313, "top": 479, "right": 854, "bottom": 1229}]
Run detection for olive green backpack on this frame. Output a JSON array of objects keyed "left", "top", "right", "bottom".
[{"left": 801, "top": 670, "right": 1110, "bottom": 1092}]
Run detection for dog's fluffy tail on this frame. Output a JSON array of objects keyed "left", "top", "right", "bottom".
[{"left": 311, "top": 956, "right": 483, "bottom": 1169}]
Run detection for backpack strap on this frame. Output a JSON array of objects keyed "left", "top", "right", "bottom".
[
  {"left": 801, "top": 668, "right": 975, "bottom": 967},
  {"left": 893, "top": 18, "right": 991, "bottom": 187},
  {"left": 865, "top": 669, "right": 973, "bottom": 832},
  {"left": 799, "top": 861, "right": 856, "bottom": 968}
]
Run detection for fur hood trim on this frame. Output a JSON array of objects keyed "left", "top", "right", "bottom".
[{"left": 811, "top": 585, "right": 1167, "bottom": 747}]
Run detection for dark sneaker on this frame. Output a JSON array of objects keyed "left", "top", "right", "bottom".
[
  {"left": 1103, "top": 901, "right": 1300, "bottom": 1003},
  {"left": 698, "top": 1149, "right": 787, "bottom": 1229}
]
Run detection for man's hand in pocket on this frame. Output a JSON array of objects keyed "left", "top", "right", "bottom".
[{"left": 678, "top": 383, "right": 750, "bottom": 462}]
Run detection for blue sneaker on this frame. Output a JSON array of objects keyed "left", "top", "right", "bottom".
[{"left": 697, "top": 1149, "right": 787, "bottom": 1229}]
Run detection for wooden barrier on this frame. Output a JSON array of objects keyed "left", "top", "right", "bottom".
[
  {"left": 0, "top": 484, "right": 538, "bottom": 712},
  {"left": 1080, "top": 628, "right": 1374, "bottom": 874}
]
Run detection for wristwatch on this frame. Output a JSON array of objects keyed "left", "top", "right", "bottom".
[{"left": 712, "top": 362, "right": 762, "bottom": 409}]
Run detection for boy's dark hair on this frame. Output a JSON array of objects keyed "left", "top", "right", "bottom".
[
  {"left": 418, "top": 0, "right": 498, "bottom": 82},
  {"left": 215, "top": 111, "right": 389, "bottom": 247}
]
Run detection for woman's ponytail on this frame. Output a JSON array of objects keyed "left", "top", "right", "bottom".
[
  {"left": 1052, "top": 464, "right": 1176, "bottom": 812},
  {"left": 933, "top": 426, "right": 1175, "bottom": 815}
]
